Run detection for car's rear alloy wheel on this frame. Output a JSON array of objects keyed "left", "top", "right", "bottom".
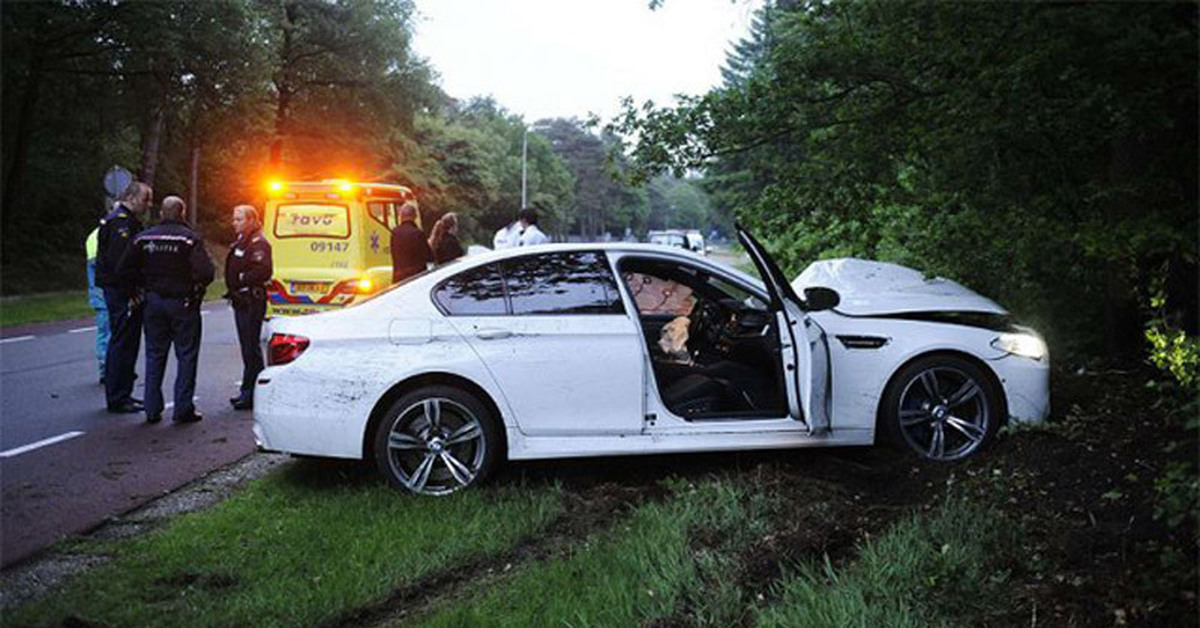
[
  {"left": 883, "top": 356, "right": 1000, "bottom": 461},
  {"left": 374, "top": 386, "right": 500, "bottom": 496}
]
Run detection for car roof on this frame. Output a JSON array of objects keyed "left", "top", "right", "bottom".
[{"left": 450, "top": 242, "right": 766, "bottom": 290}]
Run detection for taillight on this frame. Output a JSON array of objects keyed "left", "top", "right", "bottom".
[{"left": 268, "top": 333, "right": 310, "bottom": 366}]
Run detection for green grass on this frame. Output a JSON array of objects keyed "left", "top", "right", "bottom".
[
  {"left": 0, "top": 280, "right": 227, "bottom": 328},
  {"left": 11, "top": 462, "right": 564, "bottom": 628},
  {"left": 756, "top": 497, "right": 1020, "bottom": 628},
  {"left": 0, "top": 291, "right": 93, "bottom": 327},
  {"left": 417, "top": 477, "right": 777, "bottom": 627}
]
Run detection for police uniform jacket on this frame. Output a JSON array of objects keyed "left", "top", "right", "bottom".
[
  {"left": 117, "top": 219, "right": 215, "bottom": 298},
  {"left": 95, "top": 203, "right": 143, "bottom": 289},
  {"left": 225, "top": 231, "right": 273, "bottom": 303},
  {"left": 390, "top": 220, "right": 431, "bottom": 282}
]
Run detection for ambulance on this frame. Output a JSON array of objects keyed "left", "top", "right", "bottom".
[{"left": 262, "top": 180, "right": 419, "bottom": 316}]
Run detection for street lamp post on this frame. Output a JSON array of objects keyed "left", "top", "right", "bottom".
[{"left": 521, "top": 128, "right": 528, "bottom": 208}]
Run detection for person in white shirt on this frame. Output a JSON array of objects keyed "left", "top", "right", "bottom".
[
  {"left": 492, "top": 221, "right": 519, "bottom": 250},
  {"left": 516, "top": 207, "right": 550, "bottom": 246}
]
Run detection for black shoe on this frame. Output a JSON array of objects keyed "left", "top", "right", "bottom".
[
  {"left": 173, "top": 411, "right": 203, "bottom": 423},
  {"left": 146, "top": 413, "right": 162, "bottom": 424},
  {"left": 107, "top": 400, "right": 145, "bottom": 414},
  {"left": 231, "top": 397, "right": 253, "bottom": 411},
  {"left": 99, "top": 376, "right": 105, "bottom": 386}
]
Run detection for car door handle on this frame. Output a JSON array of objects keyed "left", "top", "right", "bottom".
[{"left": 475, "top": 328, "right": 513, "bottom": 340}]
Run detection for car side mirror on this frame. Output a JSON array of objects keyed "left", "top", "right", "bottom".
[{"left": 803, "top": 286, "right": 840, "bottom": 312}]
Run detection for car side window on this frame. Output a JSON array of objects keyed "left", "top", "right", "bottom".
[
  {"left": 434, "top": 262, "right": 508, "bottom": 315},
  {"left": 504, "top": 252, "right": 624, "bottom": 315}
]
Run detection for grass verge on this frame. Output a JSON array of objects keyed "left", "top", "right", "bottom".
[
  {"left": 416, "top": 475, "right": 1022, "bottom": 628},
  {"left": 0, "top": 280, "right": 227, "bottom": 329},
  {"left": 0, "top": 291, "right": 93, "bottom": 328},
  {"left": 757, "top": 496, "right": 1020, "bottom": 627},
  {"left": 11, "top": 461, "right": 563, "bottom": 628},
  {"left": 416, "top": 476, "right": 779, "bottom": 627}
]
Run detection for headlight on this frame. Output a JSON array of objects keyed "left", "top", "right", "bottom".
[{"left": 991, "top": 327, "right": 1048, "bottom": 361}]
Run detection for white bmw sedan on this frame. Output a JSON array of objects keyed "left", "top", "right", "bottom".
[{"left": 254, "top": 227, "right": 1049, "bottom": 496}]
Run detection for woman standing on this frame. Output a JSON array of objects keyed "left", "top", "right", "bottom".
[
  {"left": 225, "top": 205, "right": 272, "bottom": 410},
  {"left": 428, "top": 212, "right": 465, "bottom": 265}
]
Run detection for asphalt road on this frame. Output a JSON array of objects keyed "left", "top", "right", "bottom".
[{"left": 0, "top": 303, "right": 257, "bottom": 567}]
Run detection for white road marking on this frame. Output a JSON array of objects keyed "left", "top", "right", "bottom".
[
  {"left": 0, "top": 336, "right": 34, "bottom": 344},
  {"left": 69, "top": 326, "right": 97, "bottom": 334},
  {"left": 201, "top": 311, "right": 210, "bottom": 316},
  {"left": 1, "top": 431, "right": 85, "bottom": 458}
]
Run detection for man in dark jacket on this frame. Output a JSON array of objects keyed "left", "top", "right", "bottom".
[
  {"left": 117, "top": 196, "right": 214, "bottom": 424},
  {"left": 96, "top": 181, "right": 152, "bottom": 413},
  {"left": 225, "top": 204, "right": 272, "bottom": 410},
  {"left": 389, "top": 202, "right": 431, "bottom": 283}
]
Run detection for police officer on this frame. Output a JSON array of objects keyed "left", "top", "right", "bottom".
[
  {"left": 85, "top": 226, "right": 110, "bottom": 385},
  {"left": 96, "top": 181, "right": 152, "bottom": 413},
  {"left": 117, "top": 196, "right": 214, "bottom": 424},
  {"left": 225, "top": 204, "right": 272, "bottom": 410}
]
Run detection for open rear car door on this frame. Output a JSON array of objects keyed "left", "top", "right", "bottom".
[{"left": 736, "top": 225, "right": 831, "bottom": 434}]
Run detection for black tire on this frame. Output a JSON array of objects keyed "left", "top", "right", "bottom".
[
  {"left": 372, "top": 385, "right": 502, "bottom": 495},
  {"left": 880, "top": 354, "right": 1002, "bottom": 461}
]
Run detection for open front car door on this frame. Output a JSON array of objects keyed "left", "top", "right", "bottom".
[{"left": 736, "top": 225, "right": 831, "bottom": 434}]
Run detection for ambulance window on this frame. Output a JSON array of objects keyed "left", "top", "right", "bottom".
[
  {"left": 368, "top": 202, "right": 397, "bottom": 229},
  {"left": 274, "top": 204, "right": 350, "bottom": 239}
]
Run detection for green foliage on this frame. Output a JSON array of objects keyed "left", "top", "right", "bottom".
[
  {"left": 0, "top": 0, "right": 586, "bottom": 293},
  {"left": 1154, "top": 457, "right": 1199, "bottom": 530},
  {"left": 610, "top": 1, "right": 1198, "bottom": 358},
  {"left": 392, "top": 99, "right": 575, "bottom": 243},
  {"left": 1146, "top": 326, "right": 1200, "bottom": 391}
]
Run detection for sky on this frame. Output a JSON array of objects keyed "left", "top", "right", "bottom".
[{"left": 411, "top": 0, "right": 759, "bottom": 124}]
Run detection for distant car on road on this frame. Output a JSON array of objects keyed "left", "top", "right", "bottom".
[
  {"left": 647, "top": 229, "right": 707, "bottom": 255},
  {"left": 254, "top": 226, "right": 1049, "bottom": 496}
]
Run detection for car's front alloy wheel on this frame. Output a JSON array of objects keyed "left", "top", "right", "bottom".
[
  {"left": 374, "top": 386, "right": 500, "bottom": 496},
  {"left": 882, "top": 355, "right": 1001, "bottom": 461}
]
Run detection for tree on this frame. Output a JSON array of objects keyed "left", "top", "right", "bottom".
[
  {"left": 610, "top": 1, "right": 1197, "bottom": 356},
  {"left": 386, "top": 98, "right": 575, "bottom": 244},
  {"left": 259, "top": 0, "right": 434, "bottom": 176},
  {"left": 536, "top": 118, "right": 647, "bottom": 239}
]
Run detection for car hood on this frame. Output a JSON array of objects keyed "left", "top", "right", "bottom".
[{"left": 790, "top": 258, "right": 1007, "bottom": 316}]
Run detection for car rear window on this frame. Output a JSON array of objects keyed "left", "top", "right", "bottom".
[
  {"left": 434, "top": 263, "right": 508, "bottom": 315},
  {"left": 274, "top": 204, "right": 350, "bottom": 239}
]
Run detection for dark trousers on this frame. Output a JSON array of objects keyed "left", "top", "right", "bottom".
[
  {"left": 143, "top": 293, "right": 202, "bottom": 418},
  {"left": 103, "top": 287, "right": 143, "bottom": 407},
  {"left": 233, "top": 297, "right": 266, "bottom": 396}
]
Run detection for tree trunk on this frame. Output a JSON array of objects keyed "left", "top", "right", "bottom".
[
  {"left": 2, "top": 55, "right": 43, "bottom": 242},
  {"left": 187, "top": 145, "right": 200, "bottom": 227},
  {"left": 269, "top": 87, "right": 291, "bottom": 169},
  {"left": 139, "top": 100, "right": 166, "bottom": 188},
  {"left": 270, "top": 3, "right": 297, "bottom": 170}
]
